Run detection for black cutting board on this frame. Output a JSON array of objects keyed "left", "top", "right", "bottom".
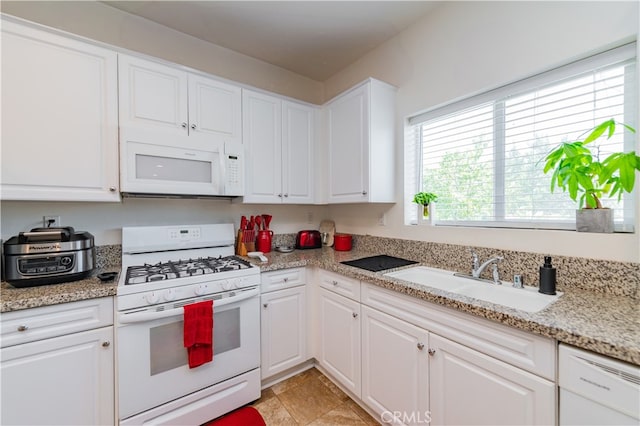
[{"left": 341, "top": 255, "right": 418, "bottom": 272}]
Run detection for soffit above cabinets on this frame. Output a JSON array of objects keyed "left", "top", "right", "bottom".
[{"left": 101, "top": 1, "right": 440, "bottom": 81}]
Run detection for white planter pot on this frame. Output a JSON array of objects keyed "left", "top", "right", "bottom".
[{"left": 576, "top": 208, "right": 614, "bottom": 233}]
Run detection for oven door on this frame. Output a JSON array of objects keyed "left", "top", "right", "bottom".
[
  {"left": 116, "top": 288, "right": 260, "bottom": 420},
  {"left": 121, "top": 140, "right": 224, "bottom": 196}
]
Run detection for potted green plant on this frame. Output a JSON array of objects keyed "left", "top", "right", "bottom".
[
  {"left": 413, "top": 192, "right": 438, "bottom": 219},
  {"left": 543, "top": 119, "right": 639, "bottom": 233}
]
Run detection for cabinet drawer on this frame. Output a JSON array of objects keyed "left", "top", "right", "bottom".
[
  {"left": 318, "top": 269, "right": 360, "bottom": 301},
  {"left": 361, "top": 282, "right": 556, "bottom": 380},
  {"left": 261, "top": 267, "right": 306, "bottom": 293},
  {"left": 0, "top": 297, "right": 114, "bottom": 348}
]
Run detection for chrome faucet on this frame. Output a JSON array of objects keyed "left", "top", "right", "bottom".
[{"left": 470, "top": 251, "right": 504, "bottom": 283}]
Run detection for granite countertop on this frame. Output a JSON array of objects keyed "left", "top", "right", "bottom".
[
  {"left": 1, "top": 268, "right": 119, "bottom": 312},
  {"left": 2, "top": 248, "right": 638, "bottom": 366}
]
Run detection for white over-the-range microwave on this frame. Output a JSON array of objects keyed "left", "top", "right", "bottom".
[{"left": 120, "top": 134, "right": 243, "bottom": 198}]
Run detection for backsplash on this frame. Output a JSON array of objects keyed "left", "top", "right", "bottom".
[{"left": 96, "top": 234, "right": 640, "bottom": 299}]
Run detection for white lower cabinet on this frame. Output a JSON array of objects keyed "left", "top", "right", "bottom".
[
  {"left": 0, "top": 298, "right": 114, "bottom": 426},
  {"left": 260, "top": 268, "right": 308, "bottom": 380},
  {"left": 261, "top": 285, "right": 307, "bottom": 379},
  {"left": 317, "top": 287, "right": 361, "bottom": 397},
  {"left": 361, "top": 306, "right": 429, "bottom": 425},
  {"left": 314, "top": 270, "right": 557, "bottom": 426},
  {"left": 429, "top": 333, "right": 555, "bottom": 426}
]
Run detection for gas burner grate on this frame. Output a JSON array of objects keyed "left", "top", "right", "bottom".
[{"left": 125, "top": 255, "right": 253, "bottom": 285}]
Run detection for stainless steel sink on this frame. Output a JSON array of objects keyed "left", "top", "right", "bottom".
[{"left": 384, "top": 266, "right": 561, "bottom": 313}]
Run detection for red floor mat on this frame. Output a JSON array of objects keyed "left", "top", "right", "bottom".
[{"left": 202, "top": 406, "right": 265, "bottom": 426}]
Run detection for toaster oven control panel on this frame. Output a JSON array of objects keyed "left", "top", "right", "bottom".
[{"left": 18, "top": 254, "right": 75, "bottom": 275}]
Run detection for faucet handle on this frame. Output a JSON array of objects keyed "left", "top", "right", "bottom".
[{"left": 491, "top": 262, "right": 501, "bottom": 285}]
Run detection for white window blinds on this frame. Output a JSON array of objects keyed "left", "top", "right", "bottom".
[{"left": 407, "top": 42, "right": 637, "bottom": 230}]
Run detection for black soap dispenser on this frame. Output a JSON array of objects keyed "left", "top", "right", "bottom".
[{"left": 539, "top": 256, "right": 557, "bottom": 295}]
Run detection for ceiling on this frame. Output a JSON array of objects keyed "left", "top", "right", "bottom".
[{"left": 102, "top": 1, "right": 440, "bottom": 81}]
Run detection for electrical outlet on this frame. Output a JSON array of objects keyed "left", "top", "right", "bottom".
[
  {"left": 307, "top": 211, "right": 314, "bottom": 224},
  {"left": 43, "top": 215, "right": 60, "bottom": 228},
  {"left": 378, "top": 213, "right": 386, "bottom": 226}
]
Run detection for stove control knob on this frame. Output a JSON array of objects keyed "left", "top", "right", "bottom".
[
  {"left": 230, "top": 278, "right": 240, "bottom": 289},
  {"left": 221, "top": 280, "right": 232, "bottom": 291},
  {"left": 164, "top": 289, "right": 176, "bottom": 302},
  {"left": 194, "top": 284, "right": 207, "bottom": 296},
  {"left": 145, "top": 292, "right": 159, "bottom": 304}
]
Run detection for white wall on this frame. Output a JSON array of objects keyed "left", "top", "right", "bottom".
[
  {"left": 325, "top": 1, "right": 640, "bottom": 262},
  {"left": 1, "top": 200, "right": 329, "bottom": 246}
]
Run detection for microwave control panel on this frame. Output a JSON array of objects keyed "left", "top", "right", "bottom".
[{"left": 225, "top": 151, "right": 243, "bottom": 195}]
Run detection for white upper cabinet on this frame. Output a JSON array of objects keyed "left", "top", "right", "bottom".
[
  {"left": 243, "top": 89, "right": 315, "bottom": 204},
  {"left": 325, "top": 78, "right": 396, "bottom": 203},
  {"left": 118, "top": 54, "right": 241, "bottom": 151},
  {"left": 0, "top": 18, "right": 120, "bottom": 202}
]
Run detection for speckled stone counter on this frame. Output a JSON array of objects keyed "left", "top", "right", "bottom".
[
  {"left": 1, "top": 268, "right": 119, "bottom": 312},
  {"left": 250, "top": 247, "right": 640, "bottom": 366}
]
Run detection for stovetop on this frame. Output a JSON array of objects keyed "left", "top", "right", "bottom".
[{"left": 124, "top": 255, "right": 252, "bottom": 285}]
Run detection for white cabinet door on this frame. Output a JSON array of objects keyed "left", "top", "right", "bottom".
[
  {"left": 188, "top": 74, "right": 242, "bottom": 146},
  {"left": 361, "top": 306, "right": 429, "bottom": 425},
  {"left": 318, "top": 288, "right": 361, "bottom": 397},
  {"left": 429, "top": 333, "right": 555, "bottom": 426},
  {"left": 118, "top": 54, "right": 189, "bottom": 144},
  {"left": 1, "top": 326, "right": 114, "bottom": 426},
  {"left": 327, "top": 83, "right": 369, "bottom": 202},
  {"left": 242, "top": 90, "right": 283, "bottom": 203},
  {"left": 1, "top": 19, "right": 119, "bottom": 202},
  {"left": 242, "top": 91, "right": 316, "bottom": 204},
  {"left": 119, "top": 54, "right": 242, "bottom": 152},
  {"left": 261, "top": 286, "right": 307, "bottom": 379},
  {"left": 325, "top": 78, "right": 396, "bottom": 204},
  {"left": 282, "top": 101, "right": 315, "bottom": 204}
]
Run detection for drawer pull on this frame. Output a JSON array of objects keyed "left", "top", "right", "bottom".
[
  {"left": 417, "top": 343, "right": 425, "bottom": 350},
  {"left": 102, "top": 341, "right": 111, "bottom": 348},
  {"left": 263, "top": 303, "right": 269, "bottom": 308},
  {"left": 332, "top": 280, "right": 338, "bottom": 286},
  {"left": 428, "top": 349, "right": 436, "bottom": 356},
  {"left": 352, "top": 312, "right": 358, "bottom": 318},
  {"left": 283, "top": 278, "right": 289, "bottom": 283},
  {"left": 17, "top": 325, "right": 28, "bottom": 332}
]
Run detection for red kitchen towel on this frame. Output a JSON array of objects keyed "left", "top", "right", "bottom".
[{"left": 183, "top": 299, "right": 214, "bottom": 368}]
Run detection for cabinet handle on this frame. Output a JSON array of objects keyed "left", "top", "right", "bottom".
[
  {"left": 263, "top": 303, "right": 269, "bottom": 308},
  {"left": 284, "top": 193, "right": 288, "bottom": 198},
  {"left": 278, "top": 193, "right": 283, "bottom": 198},
  {"left": 332, "top": 280, "right": 338, "bottom": 286},
  {"left": 283, "top": 278, "right": 289, "bottom": 282},
  {"left": 428, "top": 349, "right": 436, "bottom": 356},
  {"left": 17, "top": 325, "right": 28, "bottom": 332},
  {"left": 181, "top": 122, "right": 187, "bottom": 128},
  {"left": 417, "top": 343, "right": 425, "bottom": 350},
  {"left": 352, "top": 312, "right": 358, "bottom": 318},
  {"left": 191, "top": 124, "right": 197, "bottom": 130},
  {"left": 102, "top": 341, "right": 111, "bottom": 348},
  {"left": 362, "top": 190, "right": 368, "bottom": 195},
  {"left": 109, "top": 186, "right": 117, "bottom": 192}
]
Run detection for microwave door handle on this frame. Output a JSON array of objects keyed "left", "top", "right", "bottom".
[{"left": 118, "top": 287, "right": 259, "bottom": 324}]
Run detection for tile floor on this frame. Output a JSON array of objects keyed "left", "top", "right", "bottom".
[{"left": 251, "top": 368, "right": 380, "bottom": 425}]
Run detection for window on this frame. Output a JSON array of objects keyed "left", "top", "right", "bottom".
[{"left": 406, "top": 43, "right": 637, "bottom": 231}]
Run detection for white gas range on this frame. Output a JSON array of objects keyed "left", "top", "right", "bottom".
[{"left": 116, "top": 223, "right": 261, "bottom": 425}]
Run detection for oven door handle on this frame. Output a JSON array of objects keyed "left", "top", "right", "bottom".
[{"left": 118, "top": 287, "right": 259, "bottom": 324}]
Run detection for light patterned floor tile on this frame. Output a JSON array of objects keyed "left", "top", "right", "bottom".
[
  {"left": 277, "top": 376, "right": 344, "bottom": 424},
  {"left": 307, "top": 401, "right": 368, "bottom": 425},
  {"left": 253, "top": 394, "right": 298, "bottom": 425}
]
